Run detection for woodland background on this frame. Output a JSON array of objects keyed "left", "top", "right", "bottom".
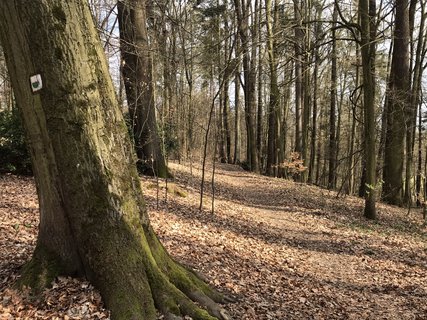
[
  {"left": 1, "top": 1, "right": 427, "bottom": 319},
  {"left": 1, "top": 0, "right": 427, "bottom": 218}
]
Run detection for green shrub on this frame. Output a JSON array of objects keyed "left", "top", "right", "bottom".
[{"left": 0, "top": 108, "right": 32, "bottom": 175}]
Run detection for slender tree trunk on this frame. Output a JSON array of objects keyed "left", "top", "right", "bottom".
[
  {"left": 300, "top": 1, "right": 311, "bottom": 183},
  {"left": 315, "top": 99, "right": 324, "bottom": 185},
  {"left": 359, "top": 0, "right": 377, "bottom": 219},
  {"left": 0, "top": 2, "right": 229, "bottom": 319},
  {"left": 257, "top": 0, "right": 263, "bottom": 169},
  {"left": 308, "top": 6, "right": 322, "bottom": 184},
  {"left": 234, "top": 64, "right": 241, "bottom": 164},
  {"left": 223, "top": 5, "right": 232, "bottom": 163},
  {"left": 328, "top": 5, "right": 338, "bottom": 190},
  {"left": 257, "top": 58, "right": 263, "bottom": 170},
  {"left": 414, "top": 2, "right": 427, "bottom": 205},
  {"left": 417, "top": 103, "right": 423, "bottom": 206},
  {"left": 279, "top": 69, "right": 291, "bottom": 178},
  {"left": 377, "top": 28, "right": 393, "bottom": 184},
  {"left": 294, "top": 0, "right": 303, "bottom": 154},
  {"left": 223, "top": 80, "right": 231, "bottom": 163},
  {"left": 234, "top": 0, "right": 259, "bottom": 172},
  {"left": 118, "top": 0, "right": 168, "bottom": 177},
  {"left": 266, "top": 0, "right": 279, "bottom": 176}
]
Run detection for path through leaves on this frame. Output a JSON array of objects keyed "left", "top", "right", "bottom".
[{"left": 1, "top": 163, "right": 427, "bottom": 319}]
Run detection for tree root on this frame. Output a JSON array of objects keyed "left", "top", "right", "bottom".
[
  {"left": 16, "top": 245, "right": 66, "bottom": 293},
  {"left": 188, "top": 291, "right": 232, "bottom": 320},
  {"left": 144, "top": 225, "right": 233, "bottom": 320},
  {"left": 17, "top": 223, "right": 232, "bottom": 320}
]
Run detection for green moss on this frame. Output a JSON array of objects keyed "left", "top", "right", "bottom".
[
  {"left": 108, "top": 287, "right": 149, "bottom": 320},
  {"left": 144, "top": 225, "right": 222, "bottom": 303},
  {"left": 52, "top": 6, "right": 66, "bottom": 24},
  {"left": 17, "top": 245, "right": 65, "bottom": 293},
  {"left": 167, "top": 183, "right": 188, "bottom": 198},
  {"left": 54, "top": 47, "right": 63, "bottom": 60},
  {"left": 51, "top": 6, "right": 67, "bottom": 32},
  {"left": 180, "top": 302, "right": 217, "bottom": 320},
  {"left": 85, "top": 82, "right": 98, "bottom": 91}
]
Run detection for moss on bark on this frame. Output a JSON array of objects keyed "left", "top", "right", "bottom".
[
  {"left": 0, "top": 1, "right": 232, "bottom": 319},
  {"left": 17, "top": 245, "right": 66, "bottom": 293}
]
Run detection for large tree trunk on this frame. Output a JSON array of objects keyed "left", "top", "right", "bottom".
[
  {"left": 118, "top": 0, "right": 168, "bottom": 178},
  {"left": 0, "top": 1, "right": 229, "bottom": 319},
  {"left": 412, "top": 2, "right": 427, "bottom": 206},
  {"left": 382, "top": 0, "right": 410, "bottom": 206}
]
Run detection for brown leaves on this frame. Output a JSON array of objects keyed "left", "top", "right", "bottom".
[
  {"left": 144, "top": 162, "right": 427, "bottom": 319},
  {"left": 0, "top": 175, "right": 109, "bottom": 320},
  {"left": 0, "top": 278, "right": 109, "bottom": 319},
  {"left": 2, "top": 163, "right": 427, "bottom": 319}
]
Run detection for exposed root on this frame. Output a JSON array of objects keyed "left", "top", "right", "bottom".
[
  {"left": 146, "top": 259, "right": 218, "bottom": 320},
  {"left": 17, "top": 222, "right": 232, "bottom": 320},
  {"left": 17, "top": 245, "right": 65, "bottom": 293},
  {"left": 145, "top": 225, "right": 227, "bottom": 303},
  {"left": 143, "top": 225, "right": 232, "bottom": 320},
  {"left": 164, "top": 313, "right": 183, "bottom": 320},
  {"left": 188, "top": 291, "right": 232, "bottom": 320}
]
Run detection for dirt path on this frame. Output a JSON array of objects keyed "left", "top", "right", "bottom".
[
  {"left": 1, "top": 163, "right": 427, "bottom": 319},
  {"left": 146, "top": 162, "right": 427, "bottom": 319}
]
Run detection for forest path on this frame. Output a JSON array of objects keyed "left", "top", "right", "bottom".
[
  {"left": 146, "top": 162, "right": 427, "bottom": 320},
  {"left": 1, "top": 163, "right": 427, "bottom": 319}
]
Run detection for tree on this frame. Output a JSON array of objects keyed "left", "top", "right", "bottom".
[
  {"left": 234, "top": 0, "right": 259, "bottom": 172},
  {"left": 118, "top": 0, "right": 169, "bottom": 178},
  {"left": 382, "top": 0, "right": 410, "bottom": 205},
  {"left": 293, "top": 0, "right": 303, "bottom": 155},
  {"left": 0, "top": 1, "right": 230, "bottom": 319},
  {"left": 265, "top": 0, "right": 279, "bottom": 176},
  {"left": 359, "top": 0, "right": 377, "bottom": 219},
  {"left": 308, "top": 2, "right": 323, "bottom": 184},
  {"left": 328, "top": 4, "right": 338, "bottom": 190},
  {"left": 233, "top": 38, "right": 241, "bottom": 165}
]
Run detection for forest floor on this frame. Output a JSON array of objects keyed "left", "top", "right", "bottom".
[{"left": 1, "top": 162, "right": 427, "bottom": 319}]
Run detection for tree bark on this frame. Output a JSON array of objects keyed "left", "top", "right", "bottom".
[
  {"left": 359, "top": 0, "right": 377, "bottom": 219},
  {"left": 233, "top": 61, "right": 241, "bottom": 164},
  {"left": 382, "top": 0, "right": 410, "bottom": 205},
  {"left": 328, "top": 5, "right": 338, "bottom": 190},
  {"left": 234, "top": 0, "right": 259, "bottom": 172},
  {"left": 257, "top": 0, "right": 263, "bottom": 169},
  {"left": 0, "top": 1, "right": 229, "bottom": 319},
  {"left": 222, "top": 8, "right": 232, "bottom": 164},
  {"left": 265, "top": 0, "right": 279, "bottom": 176},
  {"left": 118, "top": 0, "right": 168, "bottom": 178},
  {"left": 294, "top": 0, "right": 303, "bottom": 154},
  {"left": 308, "top": 6, "right": 322, "bottom": 184}
]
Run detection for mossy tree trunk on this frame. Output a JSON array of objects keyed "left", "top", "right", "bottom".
[
  {"left": 117, "top": 0, "right": 168, "bottom": 178},
  {"left": 0, "top": 1, "right": 229, "bottom": 319}
]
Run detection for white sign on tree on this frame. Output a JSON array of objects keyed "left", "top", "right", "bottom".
[{"left": 30, "top": 74, "right": 43, "bottom": 93}]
